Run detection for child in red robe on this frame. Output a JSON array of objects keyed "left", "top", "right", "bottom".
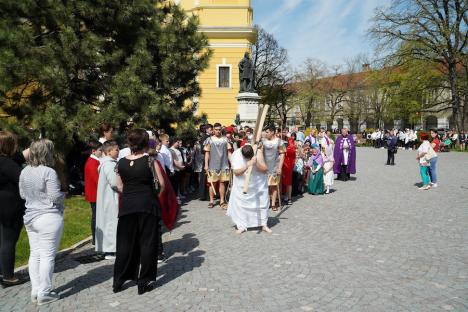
[{"left": 84, "top": 140, "right": 102, "bottom": 245}]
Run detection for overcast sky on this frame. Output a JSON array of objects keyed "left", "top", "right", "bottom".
[{"left": 252, "top": 0, "right": 392, "bottom": 69}]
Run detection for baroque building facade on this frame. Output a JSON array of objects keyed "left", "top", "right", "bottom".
[{"left": 176, "top": 0, "right": 256, "bottom": 125}]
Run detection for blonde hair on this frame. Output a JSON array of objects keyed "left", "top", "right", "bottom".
[
  {"left": 28, "top": 139, "right": 55, "bottom": 167},
  {"left": 159, "top": 134, "right": 169, "bottom": 141}
]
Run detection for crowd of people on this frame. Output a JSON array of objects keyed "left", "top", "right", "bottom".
[
  {"left": 365, "top": 128, "right": 467, "bottom": 152},
  {"left": 0, "top": 119, "right": 456, "bottom": 305}
]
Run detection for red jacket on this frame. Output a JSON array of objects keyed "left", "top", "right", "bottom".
[{"left": 84, "top": 156, "right": 100, "bottom": 203}]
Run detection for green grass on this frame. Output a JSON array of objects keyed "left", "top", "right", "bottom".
[{"left": 15, "top": 196, "right": 91, "bottom": 268}]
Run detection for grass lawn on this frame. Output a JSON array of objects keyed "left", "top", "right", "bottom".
[{"left": 15, "top": 196, "right": 91, "bottom": 268}]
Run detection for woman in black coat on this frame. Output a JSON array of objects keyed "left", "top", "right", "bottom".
[{"left": 0, "top": 131, "right": 27, "bottom": 286}]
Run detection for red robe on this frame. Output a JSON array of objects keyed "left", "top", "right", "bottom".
[
  {"left": 282, "top": 138, "right": 296, "bottom": 188},
  {"left": 84, "top": 156, "right": 100, "bottom": 203}
]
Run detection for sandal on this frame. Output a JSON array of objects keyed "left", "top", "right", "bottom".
[
  {"left": 220, "top": 202, "right": 228, "bottom": 210},
  {"left": 287, "top": 199, "right": 292, "bottom": 205},
  {"left": 272, "top": 205, "right": 278, "bottom": 212},
  {"left": 208, "top": 202, "right": 214, "bottom": 209}
]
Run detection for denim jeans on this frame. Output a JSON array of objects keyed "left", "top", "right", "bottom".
[
  {"left": 428, "top": 156, "right": 438, "bottom": 183},
  {"left": 25, "top": 213, "right": 63, "bottom": 299}
]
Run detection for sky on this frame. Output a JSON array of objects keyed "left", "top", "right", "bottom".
[{"left": 252, "top": 0, "right": 392, "bottom": 69}]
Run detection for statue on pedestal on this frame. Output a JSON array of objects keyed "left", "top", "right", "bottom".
[{"left": 238, "top": 52, "right": 256, "bottom": 93}]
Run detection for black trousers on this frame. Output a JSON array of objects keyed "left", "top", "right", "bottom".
[
  {"left": 340, "top": 165, "right": 350, "bottom": 181},
  {"left": 198, "top": 171, "right": 208, "bottom": 201},
  {"left": 169, "top": 171, "right": 181, "bottom": 196},
  {"left": 113, "top": 212, "right": 159, "bottom": 288},
  {"left": 0, "top": 221, "right": 22, "bottom": 279},
  {"left": 292, "top": 171, "right": 303, "bottom": 196},
  {"left": 90, "top": 202, "right": 96, "bottom": 245},
  {"left": 387, "top": 150, "right": 395, "bottom": 165}
]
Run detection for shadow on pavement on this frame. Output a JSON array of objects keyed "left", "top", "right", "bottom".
[
  {"left": 157, "top": 233, "right": 205, "bottom": 288},
  {"left": 55, "top": 264, "right": 113, "bottom": 299}
]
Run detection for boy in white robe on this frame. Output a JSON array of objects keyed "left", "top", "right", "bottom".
[
  {"left": 95, "top": 141, "right": 120, "bottom": 259},
  {"left": 226, "top": 145, "right": 272, "bottom": 234}
]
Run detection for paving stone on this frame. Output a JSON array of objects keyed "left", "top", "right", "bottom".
[{"left": 1, "top": 148, "right": 467, "bottom": 311}]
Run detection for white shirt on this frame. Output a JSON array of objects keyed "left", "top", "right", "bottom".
[
  {"left": 117, "top": 147, "right": 131, "bottom": 161},
  {"left": 418, "top": 140, "right": 431, "bottom": 164},
  {"left": 159, "top": 144, "right": 174, "bottom": 173},
  {"left": 170, "top": 147, "right": 183, "bottom": 172}
]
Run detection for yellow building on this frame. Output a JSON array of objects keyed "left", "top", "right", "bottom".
[{"left": 176, "top": 0, "right": 256, "bottom": 126}]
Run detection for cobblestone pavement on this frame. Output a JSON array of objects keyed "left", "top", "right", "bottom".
[{"left": 1, "top": 148, "right": 467, "bottom": 312}]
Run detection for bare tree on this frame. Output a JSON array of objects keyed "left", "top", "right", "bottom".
[
  {"left": 370, "top": 0, "right": 468, "bottom": 131},
  {"left": 294, "top": 58, "right": 328, "bottom": 128},
  {"left": 343, "top": 55, "right": 372, "bottom": 132},
  {"left": 316, "top": 65, "right": 348, "bottom": 130},
  {"left": 252, "top": 25, "right": 293, "bottom": 126},
  {"left": 252, "top": 26, "right": 289, "bottom": 92}
]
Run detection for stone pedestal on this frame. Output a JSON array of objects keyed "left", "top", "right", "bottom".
[{"left": 236, "top": 92, "right": 261, "bottom": 127}]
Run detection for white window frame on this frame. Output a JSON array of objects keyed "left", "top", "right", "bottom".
[{"left": 216, "top": 64, "right": 232, "bottom": 89}]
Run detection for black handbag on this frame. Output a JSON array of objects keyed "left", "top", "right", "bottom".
[{"left": 148, "top": 156, "right": 161, "bottom": 194}]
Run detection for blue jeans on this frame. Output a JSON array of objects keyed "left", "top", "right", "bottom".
[{"left": 428, "top": 156, "right": 438, "bottom": 183}]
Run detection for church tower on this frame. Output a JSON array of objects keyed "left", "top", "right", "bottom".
[{"left": 176, "top": 0, "right": 256, "bottom": 125}]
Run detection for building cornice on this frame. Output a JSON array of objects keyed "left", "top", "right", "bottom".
[
  {"left": 209, "top": 42, "right": 252, "bottom": 48},
  {"left": 198, "top": 26, "right": 256, "bottom": 41},
  {"left": 187, "top": 5, "right": 252, "bottom": 11}
]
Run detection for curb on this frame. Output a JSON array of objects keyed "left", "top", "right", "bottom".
[{"left": 14, "top": 236, "right": 93, "bottom": 275}]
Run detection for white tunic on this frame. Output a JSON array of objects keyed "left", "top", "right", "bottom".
[
  {"left": 95, "top": 156, "right": 119, "bottom": 253},
  {"left": 342, "top": 138, "right": 350, "bottom": 165},
  {"left": 226, "top": 149, "right": 269, "bottom": 230}
]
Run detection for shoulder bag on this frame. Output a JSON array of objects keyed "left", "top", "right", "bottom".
[{"left": 148, "top": 156, "right": 161, "bottom": 194}]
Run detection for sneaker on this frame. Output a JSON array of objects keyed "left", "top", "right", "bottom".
[
  {"left": 37, "top": 292, "right": 60, "bottom": 306},
  {"left": 431, "top": 183, "right": 438, "bottom": 188},
  {"left": 418, "top": 185, "right": 431, "bottom": 190},
  {"left": 105, "top": 254, "right": 116, "bottom": 260}
]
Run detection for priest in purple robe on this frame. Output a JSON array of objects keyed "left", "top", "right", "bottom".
[{"left": 333, "top": 127, "right": 356, "bottom": 181}]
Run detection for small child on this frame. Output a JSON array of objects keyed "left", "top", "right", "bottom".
[
  {"left": 95, "top": 141, "right": 120, "bottom": 259},
  {"left": 84, "top": 140, "right": 102, "bottom": 245},
  {"left": 321, "top": 146, "right": 334, "bottom": 194},
  {"left": 292, "top": 148, "right": 304, "bottom": 196},
  {"left": 306, "top": 144, "right": 324, "bottom": 195}
]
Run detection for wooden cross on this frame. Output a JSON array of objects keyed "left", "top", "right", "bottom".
[{"left": 242, "top": 104, "right": 269, "bottom": 194}]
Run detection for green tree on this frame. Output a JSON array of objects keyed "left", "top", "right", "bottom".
[
  {"left": 0, "top": 0, "right": 210, "bottom": 152},
  {"left": 370, "top": 0, "right": 468, "bottom": 131}
]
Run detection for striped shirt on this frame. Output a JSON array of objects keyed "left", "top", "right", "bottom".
[{"left": 19, "top": 165, "right": 64, "bottom": 225}]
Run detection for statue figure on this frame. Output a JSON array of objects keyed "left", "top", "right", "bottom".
[{"left": 238, "top": 52, "right": 256, "bottom": 93}]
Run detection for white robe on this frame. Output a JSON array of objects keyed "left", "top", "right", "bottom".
[
  {"left": 226, "top": 149, "right": 269, "bottom": 230},
  {"left": 321, "top": 137, "right": 335, "bottom": 187},
  {"left": 95, "top": 156, "right": 119, "bottom": 253}
]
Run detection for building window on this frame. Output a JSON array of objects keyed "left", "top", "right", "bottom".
[{"left": 217, "top": 65, "right": 231, "bottom": 88}]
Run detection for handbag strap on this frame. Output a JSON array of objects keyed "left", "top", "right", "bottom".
[{"left": 148, "top": 155, "right": 160, "bottom": 186}]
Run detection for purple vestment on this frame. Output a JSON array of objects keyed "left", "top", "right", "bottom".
[{"left": 333, "top": 135, "right": 356, "bottom": 174}]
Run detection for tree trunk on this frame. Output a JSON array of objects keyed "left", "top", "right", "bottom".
[
  {"left": 349, "top": 118, "right": 359, "bottom": 133},
  {"left": 305, "top": 111, "right": 312, "bottom": 128},
  {"left": 448, "top": 62, "right": 462, "bottom": 132}
]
